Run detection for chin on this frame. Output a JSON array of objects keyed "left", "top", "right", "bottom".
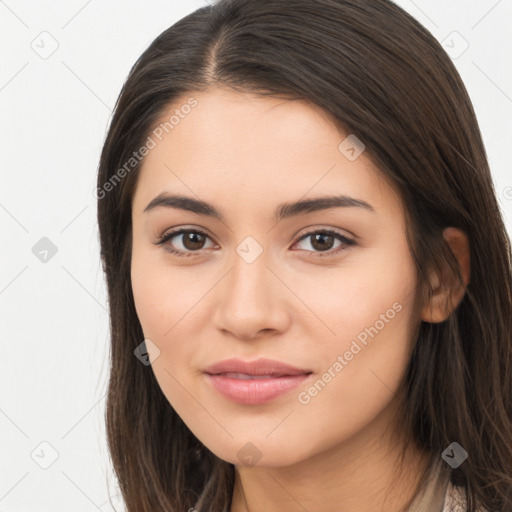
[{"left": 201, "top": 436, "right": 312, "bottom": 468}]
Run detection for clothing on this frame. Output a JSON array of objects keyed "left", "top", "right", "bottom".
[
  {"left": 442, "top": 482, "right": 490, "bottom": 512},
  {"left": 406, "top": 459, "right": 489, "bottom": 512},
  {"left": 443, "top": 482, "right": 470, "bottom": 511}
]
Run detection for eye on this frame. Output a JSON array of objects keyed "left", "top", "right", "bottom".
[
  {"left": 155, "top": 228, "right": 217, "bottom": 258},
  {"left": 291, "top": 229, "right": 356, "bottom": 257},
  {"left": 155, "top": 227, "right": 356, "bottom": 258}
]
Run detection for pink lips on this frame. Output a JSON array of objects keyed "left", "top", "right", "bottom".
[{"left": 204, "top": 357, "right": 313, "bottom": 405}]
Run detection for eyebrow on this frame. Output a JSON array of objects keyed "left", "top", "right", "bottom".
[{"left": 143, "top": 192, "right": 375, "bottom": 221}]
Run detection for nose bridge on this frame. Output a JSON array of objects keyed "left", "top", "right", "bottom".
[
  {"left": 228, "top": 236, "right": 273, "bottom": 304},
  {"left": 212, "top": 234, "right": 290, "bottom": 338}
]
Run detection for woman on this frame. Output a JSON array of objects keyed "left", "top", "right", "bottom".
[{"left": 96, "top": 0, "right": 512, "bottom": 510}]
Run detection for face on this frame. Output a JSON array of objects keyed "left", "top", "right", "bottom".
[{"left": 130, "top": 87, "right": 422, "bottom": 467}]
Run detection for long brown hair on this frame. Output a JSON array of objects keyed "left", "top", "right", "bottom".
[{"left": 96, "top": 0, "right": 512, "bottom": 510}]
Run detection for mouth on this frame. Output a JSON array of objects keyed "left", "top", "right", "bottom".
[{"left": 203, "top": 358, "right": 313, "bottom": 405}]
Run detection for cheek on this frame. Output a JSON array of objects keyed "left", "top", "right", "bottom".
[
  {"left": 327, "top": 245, "right": 418, "bottom": 381},
  {"left": 130, "top": 244, "right": 205, "bottom": 340},
  {"left": 130, "top": 249, "right": 213, "bottom": 398},
  {"left": 288, "top": 241, "right": 417, "bottom": 347},
  {"left": 130, "top": 256, "right": 202, "bottom": 415}
]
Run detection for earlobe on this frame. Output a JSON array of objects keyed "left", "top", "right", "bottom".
[{"left": 421, "top": 227, "right": 471, "bottom": 323}]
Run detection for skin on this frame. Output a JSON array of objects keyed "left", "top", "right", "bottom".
[{"left": 130, "top": 87, "right": 470, "bottom": 512}]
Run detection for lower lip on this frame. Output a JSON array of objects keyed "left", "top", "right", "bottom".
[{"left": 204, "top": 373, "right": 312, "bottom": 405}]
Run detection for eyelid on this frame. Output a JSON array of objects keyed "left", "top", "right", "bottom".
[
  {"left": 156, "top": 225, "right": 213, "bottom": 243},
  {"left": 294, "top": 224, "right": 355, "bottom": 242}
]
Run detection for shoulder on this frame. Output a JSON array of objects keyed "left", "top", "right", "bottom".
[{"left": 442, "top": 482, "right": 489, "bottom": 512}]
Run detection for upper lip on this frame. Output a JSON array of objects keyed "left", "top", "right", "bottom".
[{"left": 204, "top": 358, "right": 312, "bottom": 377}]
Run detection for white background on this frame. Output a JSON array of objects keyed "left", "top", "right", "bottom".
[{"left": 1, "top": 0, "right": 511, "bottom": 510}]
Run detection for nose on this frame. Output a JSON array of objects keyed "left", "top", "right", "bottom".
[{"left": 211, "top": 247, "right": 291, "bottom": 341}]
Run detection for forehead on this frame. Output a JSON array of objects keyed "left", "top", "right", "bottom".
[
  {"left": 148, "top": 87, "right": 348, "bottom": 157},
  {"left": 134, "top": 88, "right": 403, "bottom": 222}
]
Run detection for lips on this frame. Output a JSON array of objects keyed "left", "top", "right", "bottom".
[{"left": 203, "top": 358, "right": 313, "bottom": 405}]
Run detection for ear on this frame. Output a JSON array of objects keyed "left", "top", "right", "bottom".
[{"left": 421, "top": 227, "right": 471, "bottom": 323}]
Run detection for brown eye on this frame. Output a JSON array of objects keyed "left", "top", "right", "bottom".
[
  {"left": 310, "top": 233, "right": 336, "bottom": 251},
  {"left": 293, "top": 229, "right": 356, "bottom": 256},
  {"left": 180, "top": 231, "right": 207, "bottom": 250},
  {"left": 156, "top": 228, "right": 216, "bottom": 257}
]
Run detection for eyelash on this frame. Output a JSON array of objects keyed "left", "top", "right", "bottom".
[{"left": 155, "top": 227, "right": 356, "bottom": 258}]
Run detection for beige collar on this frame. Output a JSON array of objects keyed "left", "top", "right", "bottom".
[{"left": 406, "top": 459, "right": 451, "bottom": 512}]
